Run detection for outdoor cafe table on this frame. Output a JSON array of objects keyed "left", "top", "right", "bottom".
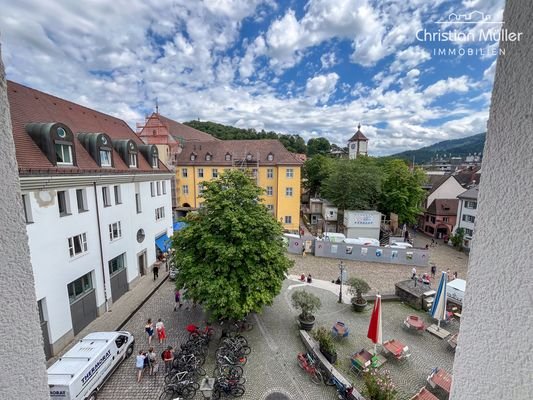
[
  {"left": 404, "top": 315, "right": 426, "bottom": 331},
  {"left": 382, "top": 339, "right": 409, "bottom": 360},
  {"left": 351, "top": 349, "right": 386, "bottom": 374},
  {"left": 428, "top": 368, "right": 453, "bottom": 394}
]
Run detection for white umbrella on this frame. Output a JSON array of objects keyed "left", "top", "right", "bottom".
[{"left": 430, "top": 271, "right": 448, "bottom": 330}]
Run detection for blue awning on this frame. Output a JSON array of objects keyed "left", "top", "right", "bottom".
[
  {"left": 173, "top": 221, "right": 187, "bottom": 232},
  {"left": 155, "top": 234, "right": 171, "bottom": 252}
]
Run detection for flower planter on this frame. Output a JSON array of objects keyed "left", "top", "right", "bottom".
[
  {"left": 321, "top": 347, "right": 337, "bottom": 364},
  {"left": 298, "top": 315, "right": 316, "bottom": 331},
  {"left": 352, "top": 300, "right": 368, "bottom": 312}
]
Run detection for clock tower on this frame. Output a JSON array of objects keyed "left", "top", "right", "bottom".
[{"left": 347, "top": 123, "right": 368, "bottom": 159}]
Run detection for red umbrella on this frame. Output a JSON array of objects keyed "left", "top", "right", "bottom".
[{"left": 367, "top": 294, "right": 382, "bottom": 354}]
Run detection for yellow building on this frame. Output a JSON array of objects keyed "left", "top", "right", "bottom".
[
  {"left": 176, "top": 140, "right": 302, "bottom": 231},
  {"left": 137, "top": 113, "right": 302, "bottom": 231}
]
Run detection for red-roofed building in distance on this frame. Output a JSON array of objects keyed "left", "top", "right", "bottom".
[
  {"left": 7, "top": 81, "right": 173, "bottom": 359},
  {"left": 137, "top": 113, "right": 303, "bottom": 231}
]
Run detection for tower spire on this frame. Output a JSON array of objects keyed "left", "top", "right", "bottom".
[
  {"left": 155, "top": 98, "right": 159, "bottom": 114},
  {"left": 358, "top": 123, "right": 361, "bottom": 130}
]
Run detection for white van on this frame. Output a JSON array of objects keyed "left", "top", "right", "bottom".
[
  {"left": 48, "top": 331, "right": 135, "bottom": 400},
  {"left": 447, "top": 278, "right": 466, "bottom": 305},
  {"left": 343, "top": 237, "right": 380, "bottom": 247},
  {"left": 323, "top": 232, "right": 346, "bottom": 243},
  {"left": 386, "top": 241, "right": 413, "bottom": 249}
]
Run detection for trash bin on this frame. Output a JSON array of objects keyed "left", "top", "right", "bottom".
[{"left": 200, "top": 377, "right": 215, "bottom": 399}]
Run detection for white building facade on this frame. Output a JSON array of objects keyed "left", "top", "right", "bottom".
[
  {"left": 9, "top": 81, "right": 173, "bottom": 358},
  {"left": 455, "top": 186, "right": 478, "bottom": 250}
]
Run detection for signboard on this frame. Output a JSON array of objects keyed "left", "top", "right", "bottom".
[{"left": 352, "top": 213, "right": 375, "bottom": 225}]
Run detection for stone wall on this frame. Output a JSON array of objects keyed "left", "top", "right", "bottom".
[
  {"left": 450, "top": 1, "right": 533, "bottom": 399},
  {"left": 0, "top": 45, "right": 50, "bottom": 398}
]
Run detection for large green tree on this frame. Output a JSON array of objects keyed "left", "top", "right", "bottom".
[
  {"left": 307, "top": 137, "right": 331, "bottom": 156},
  {"left": 321, "top": 157, "right": 382, "bottom": 210},
  {"left": 302, "top": 155, "right": 334, "bottom": 197},
  {"left": 172, "top": 170, "right": 292, "bottom": 320},
  {"left": 378, "top": 159, "right": 426, "bottom": 224}
]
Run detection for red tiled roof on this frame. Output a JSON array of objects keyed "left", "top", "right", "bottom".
[
  {"left": 176, "top": 140, "right": 303, "bottom": 166},
  {"left": 7, "top": 81, "right": 169, "bottom": 175},
  {"left": 426, "top": 199, "right": 459, "bottom": 216},
  {"left": 348, "top": 126, "right": 368, "bottom": 142},
  {"left": 157, "top": 114, "right": 219, "bottom": 142}
]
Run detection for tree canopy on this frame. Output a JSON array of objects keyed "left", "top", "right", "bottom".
[
  {"left": 378, "top": 159, "right": 426, "bottom": 224},
  {"left": 321, "top": 157, "right": 383, "bottom": 210},
  {"left": 171, "top": 170, "right": 292, "bottom": 320},
  {"left": 307, "top": 137, "right": 331, "bottom": 156},
  {"left": 302, "top": 155, "right": 334, "bottom": 197},
  {"left": 184, "top": 120, "right": 307, "bottom": 154}
]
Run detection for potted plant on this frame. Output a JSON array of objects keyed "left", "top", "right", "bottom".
[
  {"left": 363, "top": 369, "right": 398, "bottom": 400},
  {"left": 348, "top": 277, "right": 371, "bottom": 312},
  {"left": 312, "top": 326, "right": 337, "bottom": 364},
  {"left": 291, "top": 289, "right": 321, "bottom": 331}
]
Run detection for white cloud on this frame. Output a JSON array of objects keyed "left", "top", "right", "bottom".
[
  {"left": 424, "top": 76, "right": 471, "bottom": 98},
  {"left": 305, "top": 73, "right": 339, "bottom": 104},
  {"left": 320, "top": 52, "right": 337, "bottom": 69},
  {"left": 390, "top": 46, "right": 431, "bottom": 72}
]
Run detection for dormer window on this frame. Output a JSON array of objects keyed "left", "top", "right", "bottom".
[
  {"left": 113, "top": 139, "right": 138, "bottom": 169},
  {"left": 205, "top": 152, "right": 212, "bottom": 161},
  {"left": 190, "top": 153, "right": 197, "bottom": 161},
  {"left": 151, "top": 154, "right": 158, "bottom": 168},
  {"left": 267, "top": 152, "right": 274, "bottom": 161},
  {"left": 246, "top": 153, "right": 252, "bottom": 161},
  {"left": 100, "top": 149, "right": 112, "bottom": 167},
  {"left": 225, "top": 153, "right": 232, "bottom": 161},
  {"left": 56, "top": 143, "right": 73, "bottom": 165},
  {"left": 77, "top": 132, "right": 113, "bottom": 167},
  {"left": 138, "top": 144, "right": 159, "bottom": 169}
]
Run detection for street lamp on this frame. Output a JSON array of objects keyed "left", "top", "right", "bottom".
[{"left": 338, "top": 261, "right": 345, "bottom": 304}]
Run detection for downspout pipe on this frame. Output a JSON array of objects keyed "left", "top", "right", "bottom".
[{"left": 93, "top": 182, "right": 109, "bottom": 312}]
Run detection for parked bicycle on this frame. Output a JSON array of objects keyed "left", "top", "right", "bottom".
[
  {"left": 212, "top": 376, "right": 246, "bottom": 399},
  {"left": 324, "top": 373, "right": 354, "bottom": 399},
  {"left": 297, "top": 352, "right": 323, "bottom": 384}
]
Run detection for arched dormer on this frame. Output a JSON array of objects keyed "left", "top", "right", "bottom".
[
  {"left": 267, "top": 152, "right": 274, "bottom": 161},
  {"left": 78, "top": 132, "right": 114, "bottom": 167},
  {"left": 113, "top": 139, "right": 139, "bottom": 168},
  {"left": 25, "top": 122, "right": 77, "bottom": 166},
  {"left": 246, "top": 153, "right": 253, "bottom": 161},
  {"left": 225, "top": 152, "right": 232, "bottom": 161},
  {"left": 190, "top": 152, "right": 197, "bottom": 161},
  {"left": 205, "top": 152, "right": 213, "bottom": 161},
  {"left": 139, "top": 144, "right": 159, "bottom": 168}
]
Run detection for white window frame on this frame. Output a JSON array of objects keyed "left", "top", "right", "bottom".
[
  {"left": 100, "top": 149, "right": 112, "bottom": 167},
  {"left": 285, "top": 187, "right": 293, "bottom": 197},
  {"left": 58, "top": 190, "right": 71, "bottom": 216},
  {"left": 267, "top": 168, "right": 274, "bottom": 179},
  {"left": 67, "top": 272, "right": 93, "bottom": 303},
  {"left": 212, "top": 168, "right": 218, "bottom": 178},
  {"left": 114, "top": 185, "right": 122, "bottom": 204},
  {"left": 182, "top": 185, "right": 189, "bottom": 195},
  {"left": 22, "top": 194, "right": 33, "bottom": 223},
  {"left": 68, "top": 233, "right": 88, "bottom": 258},
  {"left": 156, "top": 181, "right": 161, "bottom": 196},
  {"left": 129, "top": 153, "right": 138, "bottom": 168},
  {"left": 286, "top": 168, "right": 294, "bottom": 178},
  {"left": 55, "top": 143, "right": 73, "bottom": 165},
  {"left": 150, "top": 182, "right": 155, "bottom": 197},
  {"left": 284, "top": 216, "right": 292, "bottom": 224},
  {"left": 182, "top": 168, "right": 188, "bottom": 178},
  {"left": 266, "top": 186, "right": 273, "bottom": 196},
  {"left": 162, "top": 181, "right": 167, "bottom": 194},
  {"left": 198, "top": 184, "right": 204, "bottom": 196},
  {"left": 198, "top": 168, "right": 204, "bottom": 178},
  {"left": 135, "top": 193, "right": 142, "bottom": 213},
  {"left": 76, "top": 189, "right": 88, "bottom": 213},
  {"left": 155, "top": 207, "right": 165, "bottom": 221},
  {"left": 108, "top": 222, "right": 122, "bottom": 241},
  {"left": 102, "top": 186, "right": 111, "bottom": 207},
  {"left": 152, "top": 155, "right": 158, "bottom": 168},
  {"left": 267, "top": 204, "right": 274, "bottom": 212}
]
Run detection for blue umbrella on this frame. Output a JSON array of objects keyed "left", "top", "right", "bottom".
[{"left": 430, "top": 271, "right": 448, "bottom": 330}]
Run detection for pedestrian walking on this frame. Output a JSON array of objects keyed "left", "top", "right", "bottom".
[
  {"left": 174, "top": 289, "right": 182, "bottom": 311},
  {"left": 162, "top": 346, "right": 174, "bottom": 373},
  {"left": 302, "top": 245, "right": 306, "bottom": 257},
  {"left": 153, "top": 264, "right": 159, "bottom": 281},
  {"left": 156, "top": 318, "right": 166, "bottom": 344},
  {"left": 431, "top": 264, "right": 436, "bottom": 278},
  {"left": 145, "top": 319, "right": 154, "bottom": 345},
  {"left": 446, "top": 269, "right": 451, "bottom": 281},
  {"left": 411, "top": 267, "right": 417, "bottom": 280},
  {"left": 307, "top": 274, "right": 312, "bottom": 284},
  {"left": 136, "top": 350, "right": 145, "bottom": 383},
  {"left": 453, "top": 271, "right": 458, "bottom": 280},
  {"left": 147, "top": 347, "right": 158, "bottom": 376}
]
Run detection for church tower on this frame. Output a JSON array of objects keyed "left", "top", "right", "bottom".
[{"left": 347, "top": 123, "right": 368, "bottom": 159}]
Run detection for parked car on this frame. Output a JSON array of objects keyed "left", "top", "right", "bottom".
[
  {"left": 386, "top": 242, "right": 413, "bottom": 249},
  {"left": 169, "top": 266, "right": 178, "bottom": 280},
  {"left": 47, "top": 331, "right": 134, "bottom": 400},
  {"left": 343, "top": 237, "right": 380, "bottom": 247},
  {"left": 323, "top": 232, "right": 346, "bottom": 243}
]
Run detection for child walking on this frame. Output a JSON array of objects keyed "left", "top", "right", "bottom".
[
  {"left": 136, "top": 350, "right": 145, "bottom": 383},
  {"left": 156, "top": 318, "right": 167, "bottom": 344}
]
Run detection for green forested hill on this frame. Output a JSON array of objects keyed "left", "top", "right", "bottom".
[
  {"left": 390, "top": 133, "right": 486, "bottom": 164},
  {"left": 184, "top": 120, "right": 307, "bottom": 154}
]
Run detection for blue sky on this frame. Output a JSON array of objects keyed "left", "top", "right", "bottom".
[{"left": 0, "top": 0, "right": 504, "bottom": 155}]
